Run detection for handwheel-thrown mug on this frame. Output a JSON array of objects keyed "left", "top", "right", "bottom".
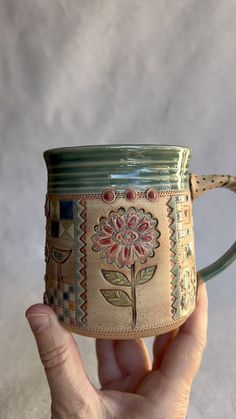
[{"left": 43, "top": 145, "right": 236, "bottom": 339}]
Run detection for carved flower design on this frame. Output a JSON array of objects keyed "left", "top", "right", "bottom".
[{"left": 91, "top": 207, "right": 160, "bottom": 268}]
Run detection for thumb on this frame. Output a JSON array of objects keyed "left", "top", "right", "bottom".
[{"left": 25, "top": 304, "right": 96, "bottom": 413}]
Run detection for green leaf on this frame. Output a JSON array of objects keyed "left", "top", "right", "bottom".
[
  {"left": 135, "top": 265, "right": 157, "bottom": 285},
  {"left": 100, "top": 289, "right": 132, "bottom": 306},
  {"left": 101, "top": 269, "right": 130, "bottom": 286}
]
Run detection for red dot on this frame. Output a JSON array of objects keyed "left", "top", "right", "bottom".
[
  {"left": 125, "top": 189, "right": 137, "bottom": 201},
  {"left": 146, "top": 188, "right": 157, "bottom": 201},
  {"left": 102, "top": 190, "right": 116, "bottom": 203}
]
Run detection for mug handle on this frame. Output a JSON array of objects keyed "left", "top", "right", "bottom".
[{"left": 190, "top": 174, "right": 236, "bottom": 283}]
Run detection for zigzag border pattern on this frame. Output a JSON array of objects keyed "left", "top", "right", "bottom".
[
  {"left": 167, "top": 196, "right": 179, "bottom": 320},
  {"left": 80, "top": 199, "right": 87, "bottom": 324},
  {"left": 76, "top": 200, "right": 88, "bottom": 326}
]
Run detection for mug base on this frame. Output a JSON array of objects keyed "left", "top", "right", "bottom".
[{"left": 57, "top": 309, "right": 194, "bottom": 339}]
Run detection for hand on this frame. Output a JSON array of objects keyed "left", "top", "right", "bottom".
[{"left": 25, "top": 283, "right": 208, "bottom": 419}]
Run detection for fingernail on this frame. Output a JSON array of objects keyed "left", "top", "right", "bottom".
[{"left": 26, "top": 314, "right": 50, "bottom": 333}]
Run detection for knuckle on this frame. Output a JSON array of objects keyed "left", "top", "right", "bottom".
[
  {"left": 40, "top": 339, "right": 71, "bottom": 370},
  {"left": 51, "top": 399, "right": 96, "bottom": 419}
]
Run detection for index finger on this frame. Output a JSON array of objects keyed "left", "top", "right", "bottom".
[
  {"left": 159, "top": 282, "right": 208, "bottom": 387},
  {"left": 137, "top": 283, "right": 208, "bottom": 399}
]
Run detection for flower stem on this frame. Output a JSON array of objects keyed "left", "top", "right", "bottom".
[{"left": 131, "top": 262, "right": 137, "bottom": 329}]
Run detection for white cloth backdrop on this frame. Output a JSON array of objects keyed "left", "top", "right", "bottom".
[{"left": 0, "top": 1, "right": 236, "bottom": 418}]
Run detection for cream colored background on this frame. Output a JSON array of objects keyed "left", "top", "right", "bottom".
[
  {"left": 86, "top": 195, "right": 175, "bottom": 333},
  {"left": 1, "top": 1, "right": 236, "bottom": 418}
]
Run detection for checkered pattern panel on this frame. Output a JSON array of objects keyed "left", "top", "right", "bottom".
[{"left": 46, "top": 283, "right": 77, "bottom": 326}]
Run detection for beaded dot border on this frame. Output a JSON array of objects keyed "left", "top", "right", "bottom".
[{"left": 48, "top": 189, "right": 189, "bottom": 201}]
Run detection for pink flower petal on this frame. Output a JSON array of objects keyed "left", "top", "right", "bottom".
[
  {"left": 124, "top": 246, "right": 134, "bottom": 266},
  {"left": 95, "top": 227, "right": 111, "bottom": 238},
  {"left": 99, "top": 238, "right": 113, "bottom": 246},
  {"left": 116, "top": 216, "right": 124, "bottom": 229},
  {"left": 138, "top": 222, "right": 149, "bottom": 232},
  {"left": 127, "top": 216, "right": 137, "bottom": 227},
  {"left": 141, "top": 234, "right": 152, "bottom": 242},
  {"left": 100, "top": 244, "right": 122, "bottom": 263},
  {"left": 137, "top": 214, "right": 156, "bottom": 231},
  {"left": 134, "top": 243, "right": 145, "bottom": 255},
  {"left": 92, "top": 242, "right": 101, "bottom": 251},
  {"left": 141, "top": 230, "right": 158, "bottom": 241},
  {"left": 109, "top": 213, "right": 120, "bottom": 231},
  {"left": 133, "top": 243, "right": 149, "bottom": 263},
  {"left": 103, "top": 225, "right": 113, "bottom": 234},
  {"left": 109, "top": 243, "right": 120, "bottom": 254},
  {"left": 116, "top": 245, "right": 132, "bottom": 267},
  {"left": 127, "top": 208, "right": 143, "bottom": 225},
  {"left": 117, "top": 247, "right": 125, "bottom": 267},
  {"left": 124, "top": 245, "right": 134, "bottom": 264}
]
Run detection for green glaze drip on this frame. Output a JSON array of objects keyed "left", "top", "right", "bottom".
[{"left": 44, "top": 144, "right": 192, "bottom": 193}]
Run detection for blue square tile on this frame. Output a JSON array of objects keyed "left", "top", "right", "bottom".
[
  {"left": 60, "top": 201, "right": 73, "bottom": 220},
  {"left": 51, "top": 220, "right": 59, "bottom": 238},
  {"left": 63, "top": 292, "right": 69, "bottom": 301}
]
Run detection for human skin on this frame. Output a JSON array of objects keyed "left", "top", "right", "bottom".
[{"left": 25, "top": 283, "right": 208, "bottom": 419}]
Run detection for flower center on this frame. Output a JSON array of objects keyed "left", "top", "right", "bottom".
[{"left": 115, "top": 229, "right": 139, "bottom": 244}]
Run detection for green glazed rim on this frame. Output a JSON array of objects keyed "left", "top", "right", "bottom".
[{"left": 44, "top": 144, "right": 192, "bottom": 193}]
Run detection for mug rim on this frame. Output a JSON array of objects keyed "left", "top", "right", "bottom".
[{"left": 44, "top": 143, "right": 191, "bottom": 156}]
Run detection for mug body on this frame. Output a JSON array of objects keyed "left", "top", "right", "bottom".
[{"left": 44, "top": 145, "right": 197, "bottom": 339}]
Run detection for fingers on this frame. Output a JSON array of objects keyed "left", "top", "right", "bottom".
[
  {"left": 152, "top": 328, "right": 179, "bottom": 369},
  {"left": 96, "top": 340, "right": 123, "bottom": 385},
  {"left": 137, "top": 283, "right": 208, "bottom": 399},
  {"left": 26, "top": 304, "right": 97, "bottom": 413},
  {"left": 159, "top": 283, "right": 208, "bottom": 388},
  {"left": 96, "top": 338, "right": 151, "bottom": 392}
]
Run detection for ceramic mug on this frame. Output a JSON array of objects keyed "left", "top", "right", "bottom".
[{"left": 43, "top": 145, "right": 236, "bottom": 339}]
